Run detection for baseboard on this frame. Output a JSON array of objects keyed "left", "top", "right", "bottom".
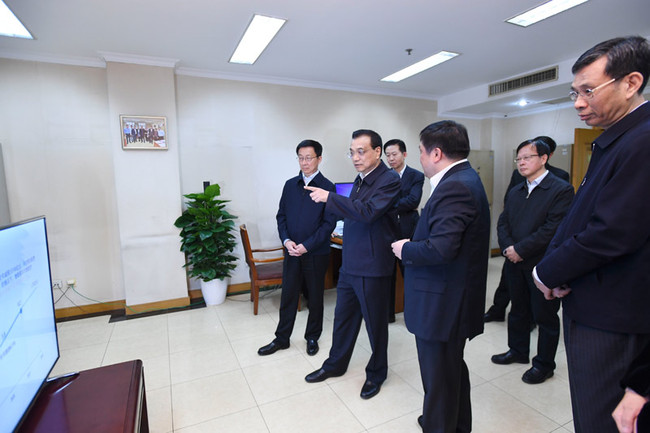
[
  {"left": 125, "top": 296, "right": 190, "bottom": 316},
  {"left": 55, "top": 300, "right": 126, "bottom": 320},
  {"left": 56, "top": 282, "right": 253, "bottom": 321}
]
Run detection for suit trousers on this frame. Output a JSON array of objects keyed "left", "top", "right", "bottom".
[
  {"left": 489, "top": 262, "right": 510, "bottom": 313},
  {"left": 506, "top": 261, "right": 560, "bottom": 372},
  {"left": 416, "top": 334, "right": 471, "bottom": 433},
  {"left": 323, "top": 271, "right": 390, "bottom": 383},
  {"left": 274, "top": 253, "right": 329, "bottom": 345},
  {"left": 563, "top": 312, "right": 650, "bottom": 433}
]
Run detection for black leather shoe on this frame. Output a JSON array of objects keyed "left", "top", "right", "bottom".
[
  {"left": 417, "top": 415, "right": 423, "bottom": 429},
  {"left": 305, "top": 368, "right": 342, "bottom": 383},
  {"left": 257, "top": 341, "right": 289, "bottom": 356},
  {"left": 491, "top": 350, "right": 529, "bottom": 365},
  {"left": 360, "top": 380, "right": 381, "bottom": 399},
  {"left": 522, "top": 366, "right": 554, "bottom": 384},
  {"left": 306, "top": 339, "right": 319, "bottom": 356},
  {"left": 483, "top": 309, "right": 505, "bottom": 322}
]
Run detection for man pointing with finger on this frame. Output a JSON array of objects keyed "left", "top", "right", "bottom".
[{"left": 304, "top": 129, "right": 400, "bottom": 400}]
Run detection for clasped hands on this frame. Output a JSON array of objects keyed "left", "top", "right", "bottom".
[
  {"left": 532, "top": 267, "right": 572, "bottom": 300},
  {"left": 284, "top": 240, "right": 307, "bottom": 257}
]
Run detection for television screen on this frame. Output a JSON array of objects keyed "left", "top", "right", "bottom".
[
  {"left": 0, "top": 216, "right": 59, "bottom": 433},
  {"left": 335, "top": 182, "right": 354, "bottom": 198}
]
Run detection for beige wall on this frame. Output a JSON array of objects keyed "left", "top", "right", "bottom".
[{"left": 0, "top": 56, "right": 593, "bottom": 307}]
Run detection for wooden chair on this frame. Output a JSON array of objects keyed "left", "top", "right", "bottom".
[{"left": 239, "top": 224, "right": 284, "bottom": 315}]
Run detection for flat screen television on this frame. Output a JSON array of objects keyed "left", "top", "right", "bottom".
[
  {"left": 335, "top": 182, "right": 354, "bottom": 198},
  {"left": 0, "top": 216, "right": 59, "bottom": 433}
]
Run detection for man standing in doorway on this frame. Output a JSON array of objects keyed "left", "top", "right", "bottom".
[
  {"left": 304, "top": 129, "right": 400, "bottom": 400},
  {"left": 533, "top": 36, "right": 650, "bottom": 433},
  {"left": 258, "top": 140, "right": 337, "bottom": 357}
]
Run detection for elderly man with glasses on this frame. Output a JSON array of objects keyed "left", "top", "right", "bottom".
[{"left": 533, "top": 36, "right": 650, "bottom": 433}]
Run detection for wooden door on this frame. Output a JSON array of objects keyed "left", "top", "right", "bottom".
[{"left": 572, "top": 128, "right": 604, "bottom": 191}]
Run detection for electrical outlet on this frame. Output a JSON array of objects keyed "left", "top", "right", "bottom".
[{"left": 52, "top": 280, "right": 63, "bottom": 291}]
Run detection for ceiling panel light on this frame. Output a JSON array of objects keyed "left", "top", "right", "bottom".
[
  {"left": 230, "top": 14, "right": 286, "bottom": 65},
  {"left": 381, "top": 51, "right": 459, "bottom": 83},
  {"left": 0, "top": 0, "right": 33, "bottom": 39},
  {"left": 506, "top": 0, "right": 589, "bottom": 27}
]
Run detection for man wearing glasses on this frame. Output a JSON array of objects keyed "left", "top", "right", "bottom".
[
  {"left": 491, "top": 138, "right": 573, "bottom": 384},
  {"left": 258, "top": 140, "right": 337, "bottom": 357},
  {"left": 304, "top": 129, "right": 400, "bottom": 400},
  {"left": 533, "top": 36, "right": 650, "bottom": 433}
]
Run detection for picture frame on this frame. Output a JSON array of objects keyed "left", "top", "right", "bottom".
[{"left": 120, "top": 115, "right": 167, "bottom": 150}]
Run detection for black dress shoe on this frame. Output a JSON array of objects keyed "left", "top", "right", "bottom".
[
  {"left": 360, "top": 380, "right": 381, "bottom": 399},
  {"left": 306, "top": 339, "right": 319, "bottom": 356},
  {"left": 522, "top": 366, "right": 554, "bottom": 384},
  {"left": 491, "top": 350, "right": 529, "bottom": 365},
  {"left": 305, "top": 368, "right": 342, "bottom": 383},
  {"left": 257, "top": 341, "right": 289, "bottom": 356},
  {"left": 417, "top": 415, "right": 423, "bottom": 429},
  {"left": 483, "top": 309, "right": 505, "bottom": 322}
]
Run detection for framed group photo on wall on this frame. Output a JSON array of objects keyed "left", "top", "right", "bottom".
[{"left": 120, "top": 115, "right": 167, "bottom": 150}]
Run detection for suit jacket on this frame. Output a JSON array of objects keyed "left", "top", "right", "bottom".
[
  {"left": 395, "top": 165, "right": 425, "bottom": 238},
  {"left": 536, "top": 102, "right": 650, "bottom": 334},
  {"left": 497, "top": 172, "right": 574, "bottom": 268},
  {"left": 326, "top": 160, "right": 400, "bottom": 277},
  {"left": 276, "top": 171, "right": 337, "bottom": 256},
  {"left": 506, "top": 164, "right": 570, "bottom": 198},
  {"left": 402, "top": 161, "right": 490, "bottom": 342}
]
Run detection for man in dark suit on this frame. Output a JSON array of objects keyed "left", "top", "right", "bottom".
[
  {"left": 304, "top": 129, "right": 400, "bottom": 400},
  {"left": 533, "top": 36, "right": 650, "bottom": 433},
  {"left": 484, "top": 135, "right": 570, "bottom": 323},
  {"left": 491, "top": 138, "right": 574, "bottom": 384},
  {"left": 391, "top": 120, "right": 490, "bottom": 432},
  {"left": 258, "top": 140, "right": 337, "bottom": 357},
  {"left": 383, "top": 139, "right": 424, "bottom": 322}
]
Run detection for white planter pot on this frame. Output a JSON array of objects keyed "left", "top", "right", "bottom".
[{"left": 200, "top": 278, "right": 228, "bottom": 305}]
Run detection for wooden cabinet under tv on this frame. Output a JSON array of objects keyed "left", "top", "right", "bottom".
[{"left": 18, "top": 360, "right": 148, "bottom": 433}]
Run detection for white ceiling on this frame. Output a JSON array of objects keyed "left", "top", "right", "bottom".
[{"left": 1, "top": 0, "right": 649, "bottom": 117}]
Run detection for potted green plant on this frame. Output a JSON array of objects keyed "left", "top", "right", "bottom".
[{"left": 174, "top": 183, "right": 238, "bottom": 305}]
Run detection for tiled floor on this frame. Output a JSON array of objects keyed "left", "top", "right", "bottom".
[{"left": 51, "top": 257, "right": 575, "bottom": 432}]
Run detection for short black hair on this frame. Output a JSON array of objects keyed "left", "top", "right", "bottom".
[
  {"left": 572, "top": 36, "right": 650, "bottom": 94},
  {"left": 516, "top": 138, "right": 551, "bottom": 158},
  {"left": 383, "top": 139, "right": 406, "bottom": 153},
  {"left": 533, "top": 136, "right": 557, "bottom": 154},
  {"left": 352, "top": 129, "right": 383, "bottom": 150},
  {"left": 296, "top": 139, "right": 323, "bottom": 157},
  {"left": 419, "top": 120, "right": 470, "bottom": 160}
]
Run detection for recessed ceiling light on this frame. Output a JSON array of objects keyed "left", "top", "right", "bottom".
[
  {"left": 230, "top": 14, "right": 286, "bottom": 65},
  {"left": 506, "top": 0, "right": 589, "bottom": 28},
  {"left": 0, "top": 0, "right": 33, "bottom": 39},
  {"left": 381, "top": 51, "right": 459, "bottom": 83},
  {"left": 517, "top": 99, "right": 529, "bottom": 107}
]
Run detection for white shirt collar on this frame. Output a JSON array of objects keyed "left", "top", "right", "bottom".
[
  {"left": 429, "top": 159, "right": 467, "bottom": 195},
  {"left": 527, "top": 169, "right": 549, "bottom": 195},
  {"left": 302, "top": 170, "right": 319, "bottom": 186}
]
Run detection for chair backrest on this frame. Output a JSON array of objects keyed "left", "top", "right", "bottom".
[{"left": 239, "top": 224, "right": 254, "bottom": 268}]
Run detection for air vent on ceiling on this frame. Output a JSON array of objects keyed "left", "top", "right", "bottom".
[{"left": 489, "top": 66, "right": 558, "bottom": 96}]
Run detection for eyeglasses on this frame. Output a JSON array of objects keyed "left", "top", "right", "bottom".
[
  {"left": 514, "top": 154, "right": 539, "bottom": 163},
  {"left": 346, "top": 148, "right": 371, "bottom": 158},
  {"left": 568, "top": 78, "right": 616, "bottom": 101},
  {"left": 297, "top": 156, "right": 317, "bottom": 162}
]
